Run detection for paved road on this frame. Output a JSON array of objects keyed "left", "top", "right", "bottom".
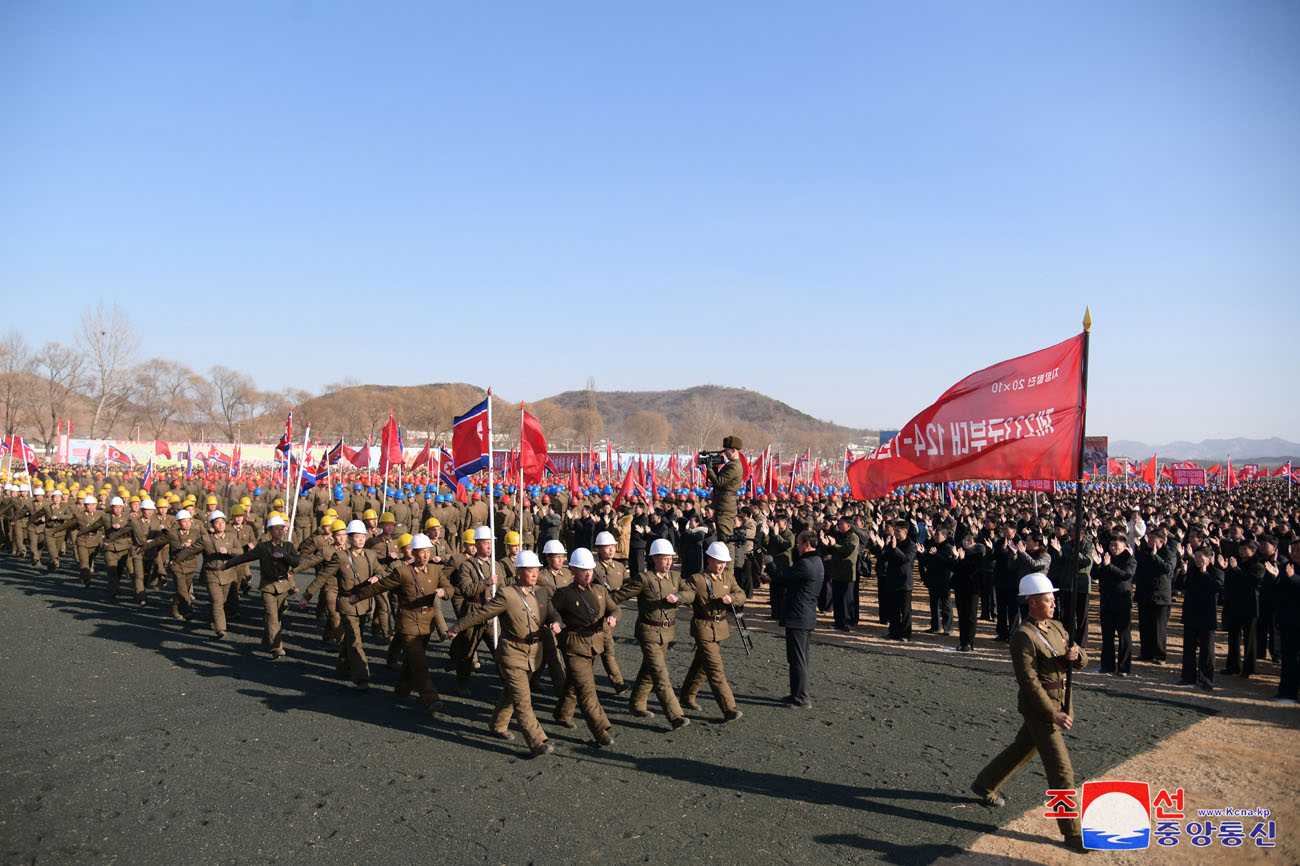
[{"left": 0, "top": 561, "right": 1210, "bottom": 865}]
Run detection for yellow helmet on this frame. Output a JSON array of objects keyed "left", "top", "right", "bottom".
[
  {"left": 205, "top": 495, "right": 218, "bottom": 505},
  {"left": 320, "top": 514, "right": 335, "bottom": 526},
  {"left": 240, "top": 496, "right": 251, "bottom": 507},
  {"left": 461, "top": 529, "right": 476, "bottom": 545},
  {"left": 423, "top": 517, "right": 441, "bottom": 529},
  {"left": 362, "top": 508, "right": 378, "bottom": 521},
  {"left": 379, "top": 512, "right": 396, "bottom": 525},
  {"left": 504, "top": 531, "right": 521, "bottom": 546},
  {"left": 230, "top": 504, "right": 247, "bottom": 517},
  {"left": 396, "top": 533, "right": 413, "bottom": 549},
  {"left": 330, "top": 519, "right": 347, "bottom": 533},
  {"left": 324, "top": 507, "right": 337, "bottom": 517},
  {"left": 272, "top": 497, "right": 285, "bottom": 508},
  {"left": 118, "top": 485, "right": 129, "bottom": 496},
  {"left": 130, "top": 495, "right": 141, "bottom": 503}
]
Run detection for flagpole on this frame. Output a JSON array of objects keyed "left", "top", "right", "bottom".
[
  {"left": 518, "top": 402, "right": 525, "bottom": 542},
  {"left": 287, "top": 423, "right": 310, "bottom": 538},
  {"left": 1065, "top": 308, "right": 1091, "bottom": 710},
  {"left": 487, "top": 388, "right": 498, "bottom": 650}
]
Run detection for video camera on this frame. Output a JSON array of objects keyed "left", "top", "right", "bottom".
[{"left": 697, "top": 450, "right": 726, "bottom": 472}]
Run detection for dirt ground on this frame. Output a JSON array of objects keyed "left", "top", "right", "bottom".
[{"left": 0, "top": 560, "right": 1295, "bottom": 865}]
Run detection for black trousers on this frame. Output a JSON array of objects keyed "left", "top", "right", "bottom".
[
  {"left": 979, "top": 572, "right": 995, "bottom": 620},
  {"left": 1256, "top": 608, "right": 1278, "bottom": 661},
  {"left": 1099, "top": 605, "right": 1132, "bottom": 673},
  {"left": 1137, "top": 602, "right": 1170, "bottom": 661},
  {"left": 1224, "top": 615, "right": 1257, "bottom": 676},
  {"left": 769, "top": 583, "right": 785, "bottom": 620},
  {"left": 887, "top": 589, "right": 912, "bottom": 639},
  {"left": 785, "top": 627, "right": 812, "bottom": 704},
  {"left": 995, "top": 583, "right": 1020, "bottom": 638},
  {"left": 1181, "top": 627, "right": 1215, "bottom": 687},
  {"left": 955, "top": 590, "right": 979, "bottom": 647},
  {"left": 831, "top": 580, "right": 853, "bottom": 628},
  {"left": 1277, "top": 627, "right": 1300, "bottom": 700},
  {"left": 1057, "top": 591, "right": 1090, "bottom": 649},
  {"left": 878, "top": 576, "right": 892, "bottom": 624},
  {"left": 927, "top": 586, "right": 952, "bottom": 632}
]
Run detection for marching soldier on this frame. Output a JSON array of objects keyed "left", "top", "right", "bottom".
[
  {"left": 25, "top": 487, "right": 46, "bottom": 566},
  {"left": 223, "top": 514, "right": 299, "bottom": 657},
  {"left": 450, "top": 526, "right": 498, "bottom": 696},
  {"left": 532, "top": 539, "right": 570, "bottom": 695},
  {"left": 497, "top": 530, "right": 521, "bottom": 586},
  {"left": 297, "top": 518, "right": 347, "bottom": 643},
  {"left": 679, "top": 541, "right": 746, "bottom": 721},
  {"left": 549, "top": 547, "right": 619, "bottom": 746},
  {"left": 74, "top": 494, "right": 105, "bottom": 587},
  {"left": 102, "top": 496, "right": 135, "bottom": 598},
  {"left": 593, "top": 530, "right": 628, "bottom": 693},
  {"left": 166, "top": 509, "right": 204, "bottom": 621},
  {"left": 43, "top": 488, "right": 75, "bottom": 573},
  {"left": 200, "top": 510, "right": 239, "bottom": 638},
  {"left": 302, "top": 520, "right": 389, "bottom": 690},
  {"left": 612, "top": 538, "right": 695, "bottom": 729},
  {"left": 448, "top": 549, "right": 560, "bottom": 758},
  {"left": 129, "top": 498, "right": 165, "bottom": 605}
]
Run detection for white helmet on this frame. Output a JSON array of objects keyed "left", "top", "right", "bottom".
[
  {"left": 109, "top": 496, "right": 125, "bottom": 507},
  {"left": 265, "top": 514, "right": 286, "bottom": 528},
  {"left": 514, "top": 550, "right": 542, "bottom": 568},
  {"left": 410, "top": 533, "right": 433, "bottom": 551},
  {"left": 705, "top": 541, "right": 732, "bottom": 562},
  {"left": 33, "top": 487, "right": 45, "bottom": 497},
  {"left": 1018, "top": 574, "right": 1055, "bottom": 598},
  {"left": 568, "top": 548, "right": 596, "bottom": 569},
  {"left": 207, "top": 510, "right": 226, "bottom": 522},
  {"left": 472, "top": 525, "right": 493, "bottom": 541},
  {"left": 542, "top": 539, "right": 566, "bottom": 555},
  {"left": 176, "top": 509, "right": 193, "bottom": 520},
  {"left": 594, "top": 531, "right": 617, "bottom": 547},
  {"left": 649, "top": 538, "right": 675, "bottom": 557},
  {"left": 140, "top": 498, "right": 156, "bottom": 510},
  {"left": 84, "top": 495, "right": 98, "bottom": 505},
  {"left": 346, "top": 519, "right": 367, "bottom": 535}
]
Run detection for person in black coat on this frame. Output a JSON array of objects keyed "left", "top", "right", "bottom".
[
  {"left": 1134, "top": 527, "right": 1178, "bottom": 664},
  {"left": 879, "top": 520, "right": 918, "bottom": 641},
  {"left": 1051, "top": 525, "right": 1093, "bottom": 650},
  {"left": 1175, "top": 545, "right": 1224, "bottom": 689},
  {"left": 772, "top": 530, "right": 825, "bottom": 708},
  {"left": 1275, "top": 540, "right": 1300, "bottom": 702},
  {"left": 951, "top": 533, "right": 987, "bottom": 651},
  {"left": 1223, "top": 538, "right": 1265, "bottom": 678},
  {"left": 992, "top": 525, "right": 1021, "bottom": 640},
  {"left": 922, "top": 525, "right": 956, "bottom": 635},
  {"left": 1092, "top": 534, "right": 1137, "bottom": 676}
]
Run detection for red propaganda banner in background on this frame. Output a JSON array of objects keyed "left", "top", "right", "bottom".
[
  {"left": 1170, "top": 467, "right": 1206, "bottom": 487},
  {"left": 1012, "top": 479, "right": 1055, "bottom": 492},
  {"left": 849, "top": 333, "right": 1086, "bottom": 500}
]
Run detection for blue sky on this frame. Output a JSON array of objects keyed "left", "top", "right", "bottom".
[{"left": 2, "top": 1, "right": 1297, "bottom": 443}]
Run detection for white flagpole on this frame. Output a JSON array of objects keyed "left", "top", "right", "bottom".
[
  {"left": 286, "top": 423, "right": 310, "bottom": 536},
  {"left": 487, "top": 388, "right": 497, "bottom": 649},
  {"left": 519, "top": 402, "right": 525, "bottom": 541}
]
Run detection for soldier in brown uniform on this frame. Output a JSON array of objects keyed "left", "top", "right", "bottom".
[
  {"left": 706, "top": 435, "right": 744, "bottom": 580},
  {"left": 532, "top": 539, "right": 571, "bottom": 695},
  {"left": 450, "top": 526, "right": 498, "bottom": 696},
  {"left": 101, "top": 496, "right": 135, "bottom": 598},
  {"left": 227, "top": 504, "right": 259, "bottom": 595},
  {"left": 549, "top": 547, "right": 619, "bottom": 746},
  {"left": 74, "top": 494, "right": 105, "bottom": 586},
  {"left": 612, "top": 538, "right": 696, "bottom": 729},
  {"left": 303, "top": 520, "right": 390, "bottom": 690},
  {"left": 42, "top": 488, "right": 75, "bottom": 573},
  {"left": 129, "top": 498, "right": 165, "bottom": 605},
  {"left": 351, "top": 533, "right": 453, "bottom": 713},
  {"left": 972, "top": 573, "right": 1089, "bottom": 852},
  {"left": 367, "top": 513, "right": 402, "bottom": 642},
  {"left": 449, "top": 550, "right": 560, "bottom": 757},
  {"left": 167, "top": 509, "right": 204, "bottom": 620},
  {"left": 496, "top": 531, "right": 521, "bottom": 586},
  {"left": 223, "top": 514, "right": 300, "bottom": 657},
  {"left": 593, "top": 531, "right": 628, "bottom": 693},
  {"left": 200, "top": 510, "right": 239, "bottom": 637},
  {"left": 680, "top": 542, "right": 746, "bottom": 721},
  {"left": 296, "top": 518, "right": 347, "bottom": 643},
  {"left": 25, "top": 488, "right": 46, "bottom": 566}
]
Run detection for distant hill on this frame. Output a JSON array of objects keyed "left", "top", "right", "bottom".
[{"left": 1109, "top": 437, "right": 1300, "bottom": 463}]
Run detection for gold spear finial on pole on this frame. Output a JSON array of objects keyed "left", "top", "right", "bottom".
[{"left": 1083, "top": 306, "right": 1092, "bottom": 332}]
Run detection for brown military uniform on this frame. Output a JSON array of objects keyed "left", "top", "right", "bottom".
[
  {"left": 450, "top": 554, "right": 496, "bottom": 693},
  {"left": 200, "top": 528, "right": 238, "bottom": 634},
  {"left": 594, "top": 557, "right": 628, "bottom": 689},
  {"left": 531, "top": 566, "right": 571, "bottom": 694},
  {"left": 308, "top": 545, "right": 389, "bottom": 685},
  {"left": 680, "top": 570, "right": 747, "bottom": 715},
  {"left": 224, "top": 539, "right": 300, "bottom": 655},
  {"left": 297, "top": 532, "right": 342, "bottom": 642},
  {"left": 612, "top": 569, "right": 697, "bottom": 723},
  {"left": 129, "top": 511, "right": 166, "bottom": 601},
  {"left": 355, "top": 562, "right": 453, "bottom": 709},
  {"left": 167, "top": 522, "right": 205, "bottom": 619},
  {"left": 453, "top": 584, "right": 557, "bottom": 750},
  {"left": 974, "top": 616, "right": 1089, "bottom": 840},
  {"left": 74, "top": 507, "right": 105, "bottom": 585},
  {"left": 550, "top": 581, "right": 619, "bottom": 741},
  {"left": 366, "top": 532, "right": 403, "bottom": 640}
]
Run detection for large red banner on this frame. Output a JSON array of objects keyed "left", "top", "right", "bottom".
[{"left": 849, "top": 333, "right": 1086, "bottom": 500}]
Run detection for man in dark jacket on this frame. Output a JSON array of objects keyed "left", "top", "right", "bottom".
[
  {"left": 879, "top": 520, "right": 918, "bottom": 641},
  {"left": 772, "top": 530, "right": 824, "bottom": 708},
  {"left": 1134, "top": 527, "right": 1178, "bottom": 664},
  {"left": 1174, "top": 545, "right": 1223, "bottom": 690},
  {"left": 822, "top": 515, "right": 859, "bottom": 632},
  {"left": 951, "top": 533, "right": 987, "bottom": 651},
  {"left": 1275, "top": 540, "right": 1300, "bottom": 703},
  {"left": 922, "top": 525, "right": 956, "bottom": 635},
  {"left": 1093, "top": 534, "right": 1137, "bottom": 676},
  {"left": 1223, "top": 537, "right": 1265, "bottom": 678}
]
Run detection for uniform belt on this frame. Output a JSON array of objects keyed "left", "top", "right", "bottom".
[
  {"left": 574, "top": 622, "right": 603, "bottom": 635},
  {"left": 506, "top": 635, "right": 539, "bottom": 645},
  {"left": 704, "top": 614, "right": 726, "bottom": 622},
  {"left": 640, "top": 617, "right": 674, "bottom": 628},
  {"left": 1042, "top": 678, "right": 1066, "bottom": 691}
]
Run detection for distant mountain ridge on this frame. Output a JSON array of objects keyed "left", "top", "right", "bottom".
[{"left": 1108, "top": 437, "right": 1300, "bottom": 462}]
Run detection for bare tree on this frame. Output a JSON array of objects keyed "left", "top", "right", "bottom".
[
  {"left": 180, "top": 374, "right": 215, "bottom": 441},
  {"left": 209, "top": 365, "right": 257, "bottom": 441},
  {"left": 29, "top": 341, "right": 86, "bottom": 450},
  {"left": 677, "top": 394, "right": 723, "bottom": 453},
  {"left": 77, "top": 302, "right": 140, "bottom": 438},
  {"left": 574, "top": 408, "right": 603, "bottom": 444},
  {"left": 130, "top": 359, "right": 195, "bottom": 439},
  {"left": 624, "top": 410, "right": 672, "bottom": 451},
  {"left": 0, "top": 330, "right": 34, "bottom": 435}
]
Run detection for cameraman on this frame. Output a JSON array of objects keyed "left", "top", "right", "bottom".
[{"left": 704, "top": 435, "right": 744, "bottom": 578}]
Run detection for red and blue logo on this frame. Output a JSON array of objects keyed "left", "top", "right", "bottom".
[{"left": 1082, "top": 781, "right": 1151, "bottom": 850}]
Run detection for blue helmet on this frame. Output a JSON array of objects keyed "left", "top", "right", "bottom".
[{"left": 252, "top": 487, "right": 262, "bottom": 496}]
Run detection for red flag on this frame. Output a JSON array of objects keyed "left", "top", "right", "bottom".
[
  {"left": 669, "top": 451, "right": 680, "bottom": 487},
  {"left": 378, "top": 411, "right": 403, "bottom": 474},
  {"left": 1141, "top": 456, "right": 1157, "bottom": 486},
  {"left": 812, "top": 460, "right": 823, "bottom": 487},
  {"left": 520, "top": 405, "right": 548, "bottom": 486},
  {"left": 1273, "top": 464, "right": 1288, "bottom": 477},
  {"left": 649, "top": 459, "right": 658, "bottom": 500},
  {"left": 342, "top": 443, "right": 370, "bottom": 469},
  {"left": 1206, "top": 463, "right": 1221, "bottom": 477},
  {"left": 1160, "top": 464, "right": 1173, "bottom": 480},
  {"left": 455, "top": 480, "right": 468, "bottom": 504},
  {"left": 155, "top": 440, "right": 172, "bottom": 459},
  {"left": 1227, "top": 456, "right": 1237, "bottom": 491},
  {"left": 613, "top": 461, "right": 636, "bottom": 509},
  {"left": 1107, "top": 458, "right": 1123, "bottom": 475},
  {"left": 848, "top": 333, "right": 1086, "bottom": 500},
  {"left": 409, "top": 440, "right": 432, "bottom": 472},
  {"left": 606, "top": 440, "right": 613, "bottom": 481},
  {"left": 568, "top": 463, "right": 581, "bottom": 500}
]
